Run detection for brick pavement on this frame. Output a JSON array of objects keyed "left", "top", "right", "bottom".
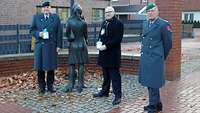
[
  {"left": 109, "top": 71, "right": 200, "bottom": 113},
  {"left": 4, "top": 74, "right": 200, "bottom": 113},
  {"left": 0, "top": 103, "right": 34, "bottom": 113}
]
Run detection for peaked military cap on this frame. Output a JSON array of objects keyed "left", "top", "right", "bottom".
[{"left": 42, "top": 1, "right": 50, "bottom": 7}]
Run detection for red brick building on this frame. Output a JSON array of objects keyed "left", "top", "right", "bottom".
[{"left": 0, "top": 0, "right": 110, "bottom": 24}]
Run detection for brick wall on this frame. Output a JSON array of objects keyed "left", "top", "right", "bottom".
[
  {"left": 154, "top": 0, "right": 183, "bottom": 80},
  {"left": 0, "top": 54, "right": 139, "bottom": 77}
]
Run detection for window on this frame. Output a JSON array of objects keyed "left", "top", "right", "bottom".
[
  {"left": 184, "top": 13, "right": 188, "bottom": 21},
  {"left": 184, "top": 13, "right": 194, "bottom": 22},
  {"left": 143, "top": 0, "right": 147, "bottom": 2},
  {"left": 57, "top": 8, "right": 70, "bottom": 22},
  {"left": 190, "top": 13, "right": 194, "bottom": 21},
  {"left": 36, "top": 6, "right": 70, "bottom": 23},
  {"left": 141, "top": 0, "right": 147, "bottom": 4},
  {"left": 92, "top": 8, "right": 104, "bottom": 22}
]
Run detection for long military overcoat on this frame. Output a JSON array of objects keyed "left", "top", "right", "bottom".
[
  {"left": 139, "top": 17, "right": 172, "bottom": 88},
  {"left": 30, "top": 13, "right": 62, "bottom": 71}
]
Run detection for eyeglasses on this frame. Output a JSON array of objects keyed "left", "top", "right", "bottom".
[{"left": 105, "top": 11, "right": 113, "bottom": 13}]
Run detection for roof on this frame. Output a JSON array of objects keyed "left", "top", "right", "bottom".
[{"left": 183, "top": 0, "right": 200, "bottom": 11}]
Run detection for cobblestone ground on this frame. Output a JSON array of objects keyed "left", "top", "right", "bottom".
[
  {"left": 181, "top": 39, "right": 200, "bottom": 77},
  {"left": 0, "top": 75, "right": 145, "bottom": 113}
]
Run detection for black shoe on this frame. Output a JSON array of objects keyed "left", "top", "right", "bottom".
[
  {"left": 156, "top": 102, "right": 163, "bottom": 111},
  {"left": 144, "top": 102, "right": 162, "bottom": 111},
  {"left": 93, "top": 92, "right": 109, "bottom": 98},
  {"left": 144, "top": 105, "right": 156, "bottom": 111},
  {"left": 47, "top": 86, "right": 56, "bottom": 93},
  {"left": 112, "top": 97, "right": 121, "bottom": 105},
  {"left": 38, "top": 89, "right": 45, "bottom": 94},
  {"left": 48, "top": 89, "right": 56, "bottom": 93}
]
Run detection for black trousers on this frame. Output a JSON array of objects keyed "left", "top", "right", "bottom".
[
  {"left": 101, "top": 67, "right": 122, "bottom": 98},
  {"left": 37, "top": 70, "right": 54, "bottom": 90}
]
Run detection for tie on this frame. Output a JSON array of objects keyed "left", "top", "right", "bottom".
[
  {"left": 45, "top": 15, "right": 49, "bottom": 21},
  {"left": 105, "top": 21, "right": 109, "bottom": 36},
  {"left": 149, "top": 22, "right": 152, "bottom": 28}
]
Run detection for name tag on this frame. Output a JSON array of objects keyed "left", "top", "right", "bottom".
[{"left": 101, "top": 29, "right": 105, "bottom": 35}]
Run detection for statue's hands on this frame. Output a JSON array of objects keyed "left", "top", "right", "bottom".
[{"left": 99, "top": 45, "right": 107, "bottom": 51}]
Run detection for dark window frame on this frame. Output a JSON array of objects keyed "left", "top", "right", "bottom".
[{"left": 92, "top": 8, "right": 105, "bottom": 23}]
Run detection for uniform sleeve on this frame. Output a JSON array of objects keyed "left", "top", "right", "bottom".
[
  {"left": 105, "top": 22, "right": 124, "bottom": 49},
  {"left": 56, "top": 16, "right": 63, "bottom": 48},
  {"left": 162, "top": 23, "right": 172, "bottom": 60},
  {"left": 30, "top": 15, "right": 40, "bottom": 40}
]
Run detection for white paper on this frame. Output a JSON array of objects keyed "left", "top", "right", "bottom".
[
  {"left": 96, "top": 41, "right": 102, "bottom": 49},
  {"left": 43, "top": 31, "right": 49, "bottom": 39}
]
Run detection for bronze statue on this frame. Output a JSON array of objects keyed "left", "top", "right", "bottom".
[{"left": 64, "top": 3, "right": 89, "bottom": 93}]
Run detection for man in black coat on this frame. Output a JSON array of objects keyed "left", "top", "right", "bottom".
[{"left": 93, "top": 6, "right": 124, "bottom": 105}]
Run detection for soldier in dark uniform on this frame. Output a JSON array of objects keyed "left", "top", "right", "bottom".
[
  {"left": 30, "top": 1, "right": 62, "bottom": 94},
  {"left": 93, "top": 6, "right": 124, "bottom": 105},
  {"left": 139, "top": 3, "right": 172, "bottom": 113},
  {"left": 64, "top": 3, "right": 88, "bottom": 93}
]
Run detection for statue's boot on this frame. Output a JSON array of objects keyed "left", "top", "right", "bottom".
[{"left": 64, "top": 65, "right": 75, "bottom": 92}]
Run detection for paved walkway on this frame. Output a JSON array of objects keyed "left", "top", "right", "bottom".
[
  {"left": 0, "top": 38, "right": 200, "bottom": 113},
  {"left": 110, "top": 71, "right": 200, "bottom": 113},
  {"left": 0, "top": 103, "right": 34, "bottom": 113}
]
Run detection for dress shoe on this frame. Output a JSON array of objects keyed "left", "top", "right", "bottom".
[
  {"left": 112, "top": 97, "right": 121, "bottom": 105},
  {"left": 144, "top": 102, "right": 162, "bottom": 111},
  {"left": 157, "top": 102, "right": 163, "bottom": 111},
  {"left": 38, "top": 89, "right": 45, "bottom": 94},
  {"left": 47, "top": 86, "right": 56, "bottom": 93},
  {"left": 48, "top": 89, "right": 56, "bottom": 93},
  {"left": 93, "top": 92, "right": 109, "bottom": 98},
  {"left": 38, "top": 84, "right": 45, "bottom": 94}
]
